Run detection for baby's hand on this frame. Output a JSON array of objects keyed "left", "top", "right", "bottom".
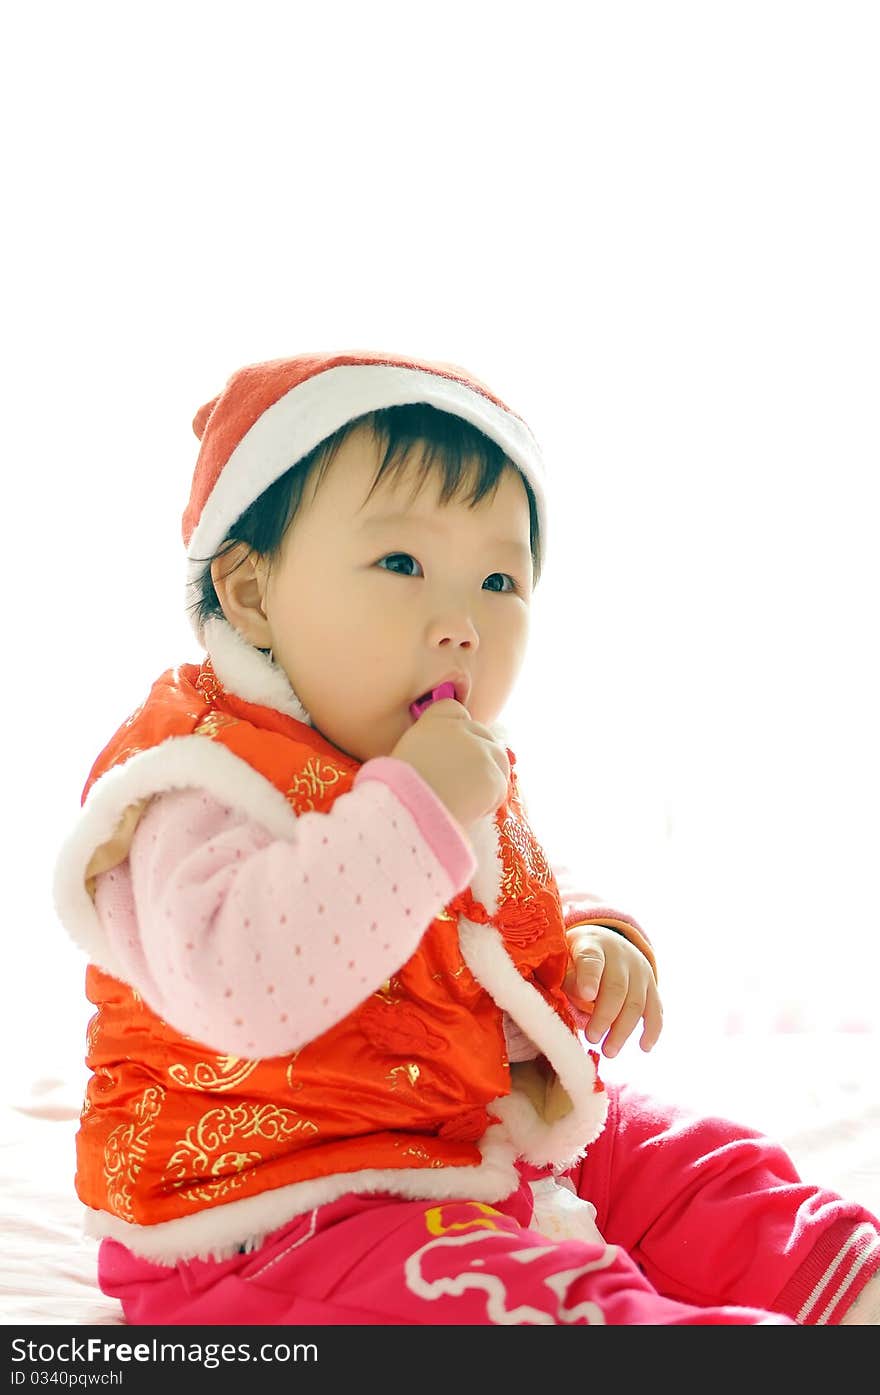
[
  {"left": 563, "top": 925, "right": 663, "bottom": 1058},
  {"left": 390, "top": 700, "right": 510, "bottom": 829}
]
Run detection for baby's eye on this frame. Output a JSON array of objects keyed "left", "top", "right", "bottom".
[
  {"left": 377, "top": 552, "right": 423, "bottom": 577},
  {"left": 483, "top": 573, "right": 518, "bottom": 594}
]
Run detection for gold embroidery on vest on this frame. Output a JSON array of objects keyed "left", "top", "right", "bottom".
[
  {"left": 373, "top": 976, "right": 404, "bottom": 1004},
  {"left": 163, "top": 1103, "right": 319, "bottom": 1204},
  {"left": 104, "top": 1085, "right": 165, "bottom": 1221},
  {"left": 285, "top": 1051, "right": 305, "bottom": 1093},
  {"left": 194, "top": 711, "right": 239, "bottom": 739},
  {"left": 286, "top": 756, "right": 346, "bottom": 811},
  {"left": 167, "top": 1056, "right": 259, "bottom": 1092},
  {"left": 195, "top": 661, "right": 222, "bottom": 706},
  {"left": 432, "top": 962, "right": 468, "bottom": 983},
  {"left": 387, "top": 1063, "right": 421, "bottom": 1089},
  {"left": 498, "top": 810, "right": 551, "bottom": 898},
  {"left": 399, "top": 1145, "right": 445, "bottom": 1167},
  {"left": 81, "top": 1064, "right": 114, "bottom": 1121}
]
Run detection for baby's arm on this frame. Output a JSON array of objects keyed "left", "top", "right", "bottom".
[
  {"left": 93, "top": 758, "right": 476, "bottom": 1058},
  {"left": 552, "top": 859, "right": 662, "bottom": 1057}
]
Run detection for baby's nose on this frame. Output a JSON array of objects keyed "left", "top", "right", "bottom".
[{"left": 426, "top": 612, "right": 479, "bottom": 649}]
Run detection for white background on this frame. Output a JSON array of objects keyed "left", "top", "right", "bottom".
[{"left": 2, "top": 1, "right": 877, "bottom": 1089}]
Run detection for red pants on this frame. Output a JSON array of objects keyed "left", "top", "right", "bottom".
[{"left": 99, "top": 1083, "right": 880, "bottom": 1325}]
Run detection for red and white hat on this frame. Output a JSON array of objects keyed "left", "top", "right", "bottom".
[{"left": 183, "top": 348, "right": 548, "bottom": 632}]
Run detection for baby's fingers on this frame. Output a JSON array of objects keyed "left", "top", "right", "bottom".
[
  {"left": 596, "top": 994, "right": 646, "bottom": 1059},
  {"left": 566, "top": 943, "right": 606, "bottom": 1008},
  {"left": 638, "top": 982, "right": 664, "bottom": 1053},
  {"left": 583, "top": 971, "right": 628, "bottom": 1049}
]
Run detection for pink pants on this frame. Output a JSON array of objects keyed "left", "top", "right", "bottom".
[{"left": 99, "top": 1083, "right": 880, "bottom": 1326}]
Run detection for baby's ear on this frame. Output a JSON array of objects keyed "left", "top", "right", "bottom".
[{"left": 210, "top": 543, "right": 272, "bottom": 648}]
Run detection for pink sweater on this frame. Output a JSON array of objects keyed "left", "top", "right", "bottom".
[{"left": 93, "top": 756, "right": 620, "bottom": 1060}]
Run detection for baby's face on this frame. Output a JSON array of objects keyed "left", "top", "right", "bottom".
[{"left": 260, "top": 424, "right": 533, "bottom": 762}]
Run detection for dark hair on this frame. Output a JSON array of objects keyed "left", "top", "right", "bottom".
[{"left": 189, "top": 402, "right": 543, "bottom": 633}]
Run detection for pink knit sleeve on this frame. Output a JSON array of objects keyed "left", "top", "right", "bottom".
[{"left": 93, "top": 757, "right": 476, "bottom": 1058}]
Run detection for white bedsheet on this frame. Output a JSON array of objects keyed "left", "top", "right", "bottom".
[{"left": 2, "top": 1032, "right": 877, "bottom": 1326}]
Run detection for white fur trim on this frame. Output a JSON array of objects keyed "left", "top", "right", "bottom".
[
  {"left": 81, "top": 1122, "right": 522, "bottom": 1265},
  {"left": 204, "top": 616, "right": 311, "bottom": 723},
  {"left": 185, "top": 363, "right": 548, "bottom": 637},
  {"left": 52, "top": 735, "right": 300, "bottom": 978},
  {"left": 467, "top": 811, "right": 505, "bottom": 914},
  {"left": 458, "top": 918, "right": 608, "bottom": 1168},
  {"left": 461, "top": 719, "right": 515, "bottom": 904}
]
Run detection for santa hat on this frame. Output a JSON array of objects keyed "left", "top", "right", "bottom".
[{"left": 183, "top": 348, "right": 548, "bottom": 635}]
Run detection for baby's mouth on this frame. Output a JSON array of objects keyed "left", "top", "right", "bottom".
[{"left": 409, "top": 681, "right": 457, "bottom": 720}]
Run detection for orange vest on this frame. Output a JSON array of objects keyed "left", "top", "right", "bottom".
[{"left": 62, "top": 645, "right": 609, "bottom": 1262}]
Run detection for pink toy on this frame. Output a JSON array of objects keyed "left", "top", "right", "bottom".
[{"left": 409, "top": 681, "right": 457, "bottom": 720}]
